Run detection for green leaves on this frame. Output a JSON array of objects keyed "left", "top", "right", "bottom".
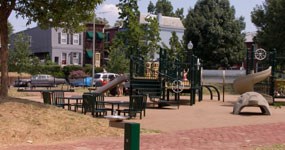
[
  {"left": 147, "top": 0, "right": 184, "bottom": 19},
  {"left": 251, "top": 0, "right": 285, "bottom": 56},
  {"left": 9, "top": 33, "right": 33, "bottom": 74},
  {"left": 107, "top": 47, "right": 129, "bottom": 74},
  {"left": 14, "top": 0, "right": 103, "bottom": 33},
  {"left": 184, "top": 0, "right": 246, "bottom": 69},
  {"left": 1, "top": 0, "right": 103, "bottom": 96}
]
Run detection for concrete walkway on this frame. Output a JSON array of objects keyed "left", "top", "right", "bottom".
[{"left": 7, "top": 94, "right": 285, "bottom": 150}]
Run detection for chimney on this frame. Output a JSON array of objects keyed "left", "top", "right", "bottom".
[{"left": 158, "top": 13, "right": 162, "bottom": 25}]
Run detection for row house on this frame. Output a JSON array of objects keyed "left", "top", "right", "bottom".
[
  {"left": 11, "top": 27, "right": 84, "bottom": 66},
  {"left": 84, "top": 23, "right": 106, "bottom": 67},
  {"left": 11, "top": 23, "right": 108, "bottom": 67},
  {"left": 10, "top": 13, "right": 185, "bottom": 67}
]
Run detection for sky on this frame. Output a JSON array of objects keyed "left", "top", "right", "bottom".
[{"left": 9, "top": 0, "right": 264, "bottom": 33}]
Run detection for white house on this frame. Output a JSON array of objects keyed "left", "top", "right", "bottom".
[{"left": 139, "top": 13, "right": 185, "bottom": 59}]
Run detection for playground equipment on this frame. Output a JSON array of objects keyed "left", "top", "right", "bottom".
[
  {"left": 231, "top": 44, "right": 274, "bottom": 114},
  {"left": 233, "top": 92, "right": 271, "bottom": 115},
  {"left": 245, "top": 45, "right": 285, "bottom": 104},
  {"left": 232, "top": 67, "right": 273, "bottom": 114},
  {"left": 230, "top": 45, "right": 285, "bottom": 114},
  {"left": 128, "top": 48, "right": 204, "bottom": 107},
  {"left": 233, "top": 66, "right": 272, "bottom": 95}
]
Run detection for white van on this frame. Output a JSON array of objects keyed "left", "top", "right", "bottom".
[{"left": 93, "top": 72, "right": 118, "bottom": 86}]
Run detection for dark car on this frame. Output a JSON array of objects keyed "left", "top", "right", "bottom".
[
  {"left": 30, "top": 74, "right": 66, "bottom": 87},
  {"left": 70, "top": 77, "right": 92, "bottom": 87},
  {"left": 14, "top": 78, "right": 31, "bottom": 87}
]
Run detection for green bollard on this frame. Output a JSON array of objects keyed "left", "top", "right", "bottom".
[
  {"left": 124, "top": 122, "right": 140, "bottom": 150},
  {"left": 42, "top": 91, "right": 52, "bottom": 104}
]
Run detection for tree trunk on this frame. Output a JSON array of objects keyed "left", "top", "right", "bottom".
[{"left": 0, "top": 17, "right": 9, "bottom": 97}]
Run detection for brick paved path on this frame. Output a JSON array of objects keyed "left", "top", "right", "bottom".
[{"left": 5, "top": 122, "right": 285, "bottom": 150}]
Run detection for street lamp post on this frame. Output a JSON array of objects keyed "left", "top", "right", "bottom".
[
  {"left": 187, "top": 41, "right": 196, "bottom": 105},
  {"left": 187, "top": 41, "right": 193, "bottom": 56},
  {"left": 91, "top": 10, "right": 111, "bottom": 87},
  {"left": 92, "top": 11, "right": 96, "bottom": 87}
]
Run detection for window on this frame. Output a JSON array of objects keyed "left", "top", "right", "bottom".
[
  {"left": 61, "top": 33, "right": 67, "bottom": 44},
  {"left": 67, "top": 34, "right": 69, "bottom": 44},
  {"left": 95, "top": 53, "right": 100, "bottom": 67},
  {"left": 79, "top": 53, "right": 81, "bottom": 64},
  {"left": 70, "top": 52, "right": 80, "bottom": 65},
  {"left": 62, "top": 53, "right": 67, "bottom": 64},
  {"left": 73, "top": 34, "right": 79, "bottom": 45},
  {"left": 54, "top": 57, "right": 59, "bottom": 64},
  {"left": 58, "top": 33, "right": 61, "bottom": 44},
  {"left": 79, "top": 34, "right": 81, "bottom": 45}
]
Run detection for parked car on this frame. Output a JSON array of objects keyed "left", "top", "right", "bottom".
[
  {"left": 14, "top": 78, "right": 31, "bottom": 87},
  {"left": 30, "top": 74, "right": 66, "bottom": 87},
  {"left": 93, "top": 72, "right": 119, "bottom": 86},
  {"left": 70, "top": 77, "right": 92, "bottom": 87}
]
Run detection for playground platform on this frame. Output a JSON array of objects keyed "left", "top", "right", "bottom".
[{"left": 7, "top": 94, "right": 285, "bottom": 150}]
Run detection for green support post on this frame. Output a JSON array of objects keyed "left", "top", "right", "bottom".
[
  {"left": 246, "top": 47, "right": 250, "bottom": 74},
  {"left": 124, "top": 122, "right": 140, "bottom": 150},
  {"left": 270, "top": 49, "right": 276, "bottom": 103},
  {"left": 251, "top": 44, "right": 255, "bottom": 73},
  {"left": 198, "top": 61, "right": 202, "bottom": 101},
  {"left": 190, "top": 55, "right": 196, "bottom": 105}
]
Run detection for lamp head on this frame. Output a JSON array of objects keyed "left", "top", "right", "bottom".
[{"left": 187, "top": 41, "right": 193, "bottom": 50}]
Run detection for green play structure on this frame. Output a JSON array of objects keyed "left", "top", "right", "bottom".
[
  {"left": 128, "top": 48, "right": 204, "bottom": 107},
  {"left": 246, "top": 44, "right": 285, "bottom": 104}
]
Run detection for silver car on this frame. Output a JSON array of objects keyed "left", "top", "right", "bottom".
[
  {"left": 93, "top": 72, "right": 118, "bottom": 86},
  {"left": 30, "top": 74, "right": 66, "bottom": 87}
]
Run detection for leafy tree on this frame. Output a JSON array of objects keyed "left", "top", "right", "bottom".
[
  {"left": 116, "top": 0, "right": 144, "bottom": 57},
  {"left": 26, "top": 57, "right": 41, "bottom": 75},
  {"left": 147, "top": 1, "right": 155, "bottom": 14},
  {"left": 147, "top": 0, "right": 184, "bottom": 20},
  {"left": 155, "top": 0, "right": 174, "bottom": 16},
  {"left": 111, "top": 0, "right": 161, "bottom": 76},
  {"left": 8, "top": 22, "right": 13, "bottom": 36},
  {"left": 162, "top": 32, "right": 184, "bottom": 62},
  {"left": 96, "top": 17, "right": 110, "bottom": 28},
  {"left": 114, "top": 19, "right": 124, "bottom": 27},
  {"left": 251, "top": 0, "right": 285, "bottom": 56},
  {"left": 115, "top": 0, "right": 161, "bottom": 59},
  {"left": 144, "top": 16, "right": 161, "bottom": 60},
  {"left": 174, "top": 8, "right": 184, "bottom": 20},
  {"left": 8, "top": 33, "right": 32, "bottom": 74},
  {"left": 107, "top": 47, "right": 129, "bottom": 74},
  {"left": 184, "top": 0, "right": 246, "bottom": 69},
  {"left": 0, "top": 0, "right": 103, "bottom": 97},
  {"left": 43, "top": 54, "right": 56, "bottom": 65}
]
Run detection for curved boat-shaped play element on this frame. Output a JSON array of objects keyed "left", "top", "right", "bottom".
[{"left": 233, "top": 67, "right": 271, "bottom": 94}]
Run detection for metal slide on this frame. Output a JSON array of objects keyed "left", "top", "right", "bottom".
[
  {"left": 233, "top": 67, "right": 272, "bottom": 94},
  {"left": 94, "top": 75, "right": 127, "bottom": 94}
]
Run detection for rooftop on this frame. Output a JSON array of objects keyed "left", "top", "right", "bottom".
[{"left": 140, "top": 13, "right": 184, "bottom": 29}]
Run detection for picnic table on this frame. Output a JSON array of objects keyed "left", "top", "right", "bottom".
[
  {"left": 56, "top": 95, "right": 83, "bottom": 111},
  {"left": 17, "top": 89, "right": 75, "bottom": 106},
  {"left": 103, "top": 101, "right": 129, "bottom": 115}
]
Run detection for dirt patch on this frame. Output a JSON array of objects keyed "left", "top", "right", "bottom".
[{"left": 0, "top": 97, "right": 123, "bottom": 146}]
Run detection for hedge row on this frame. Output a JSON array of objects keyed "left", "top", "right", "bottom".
[{"left": 9, "top": 64, "right": 104, "bottom": 78}]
